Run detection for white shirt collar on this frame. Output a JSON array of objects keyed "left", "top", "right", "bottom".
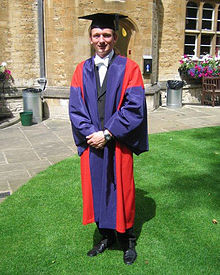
[{"left": 94, "top": 50, "right": 114, "bottom": 67}]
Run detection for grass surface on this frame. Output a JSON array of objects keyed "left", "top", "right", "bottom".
[{"left": 0, "top": 127, "right": 219, "bottom": 274}]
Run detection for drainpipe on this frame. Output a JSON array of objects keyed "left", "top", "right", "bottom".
[{"left": 37, "top": 0, "right": 47, "bottom": 91}]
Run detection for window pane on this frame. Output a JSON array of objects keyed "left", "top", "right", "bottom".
[
  {"left": 203, "top": 9, "right": 213, "bottom": 19},
  {"left": 216, "top": 36, "right": 220, "bottom": 56},
  {"left": 185, "top": 35, "right": 196, "bottom": 44},
  {"left": 186, "top": 19, "right": 197, "bottom": 29},
  {"left": 202, "top": 3, "right": 213, "bottom": 30},
  {"left": 203, "top": 3, "right": 213, "bottom": 9},
  {"left": 184, "top": 34, "right": 196, "bottom": 56},
  {"left": 184, "top": 45, "right": 195, "bottom": 56},
  {"left": 202, "top": 20, "right": 212, "bottom": 30},
  {"left": 217, "top": 22, "right": 220, "bottom": 32},
  {"left": 187, "top": 1, "right": 197, "bottom": 8},
  {"left": 201, "top": 46, "right": 211, "bottom": 55},
  {"left": 200, "top": 35, "right": 212, "bottom": 56},
  {"left": 186, "top": 1, "right": 198, "bottom": 29},
  {"left": 201, "top": 35, "right": 211, "bottom": 45},
  {"left": 186, "top": 8, "right": 198, "bottom": 18},
  {"left": 218, "top": 7, "right": 220, "bottom": 31}
]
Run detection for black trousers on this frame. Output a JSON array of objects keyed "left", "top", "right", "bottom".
[{"left": 96, "top": 222, "right": 136, "bottom": 250}]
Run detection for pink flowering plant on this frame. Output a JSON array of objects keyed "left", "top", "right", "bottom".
[
  {"left": 179, "top": 55, "right": 220, "bottom": 79},
  {"left": 0, "top": 62, "right": 14, "bottom": 83}
]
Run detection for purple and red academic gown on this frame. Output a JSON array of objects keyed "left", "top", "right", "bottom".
[{"left": 69, "top": 55, "right": 148, "bottom": 233}]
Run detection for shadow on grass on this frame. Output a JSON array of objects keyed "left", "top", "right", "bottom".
[
  {"left": 135, "top": 188, "right": 156, "bottom": 239},
  {"left": 164, "top": 171, "right": 220, "bottom": 210},
  {"left": 91, "top": 188, "right": 156, "bottom": 249}
]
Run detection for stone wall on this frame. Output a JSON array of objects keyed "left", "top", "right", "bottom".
[
  {"left": 0, "top": 98, "right": 23, "bottom": 118},
  {"left": 0, "top": 0, "right": 209, "bottom": 120},
  {"left": 50, "top": 0, "right": 187, "bottom": 84},
  {"left": 0, "top": 91, "right": 23, "bottom": 118},
  {"left": 45, "top": 0, "right": 154, "bottom": 87},
  {"left": 42, "top": 86, "right": 160, "bottom": 120},
  {"left": 160, "top": 82, "right": 202, "bottom": 106},
  {"left": 44, "top": 0, "right": 75, "bottom": 87},
  {"left": 0, "top": 0, "right": 40, "bottom": 87},
  {"left": 42, "top": 87, "right": 70, "bottom": 119},
  {"left": 0, "top": 0, "right": 191, "bottom": 89},
  {"left": 158, "top": 0, "right": 186, "bottom": 81},
  {"left": 0, "top": 1, "right": 9, "bottom": 63},
  {"left": 151, "top": 0, "right": 159, "bottom": 83}
]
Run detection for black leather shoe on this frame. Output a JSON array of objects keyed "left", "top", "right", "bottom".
[
  {"left": 87, "top": 238, "right": 115, "bottom": 257},
  {"left": 123, "top": 247, "right": 137, "bottom": 265}
]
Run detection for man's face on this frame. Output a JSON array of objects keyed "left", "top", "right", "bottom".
[{"left": 90, "top": 28, "right": 117, "bottom": 58}]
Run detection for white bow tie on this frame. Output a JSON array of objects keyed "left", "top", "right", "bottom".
[{"left": 94, "top": 56, "right": 109, "bottom": 67}]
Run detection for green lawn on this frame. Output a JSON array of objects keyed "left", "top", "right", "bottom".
[{"left": 0, "top": 127, "right": 219, "bottom": 275}]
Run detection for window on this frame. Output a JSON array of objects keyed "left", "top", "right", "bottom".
[
  {"left": 202, "top": 4, "right": 214, "bottom": 30},
  {"left": 184, "top": 1, "right": 220, "bottom": 57},
  {"left": 200, "top": 34, "right": 212, "bottom": 55},
  {"left": 217, "top": 6, "right": 220, "bottom": 31},
  {"left": 185, "top": 2, "right": 198, "bottom": 30},
  {"left": 216, "top": 36, "right": 220, "bottom": 55},
  {"left": 184, "top": 35, "right": 197, "bottom": 55}
]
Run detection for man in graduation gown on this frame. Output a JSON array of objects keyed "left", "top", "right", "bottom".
[{"left": 69, "top": 13, "right": 148, "bottom": 265}]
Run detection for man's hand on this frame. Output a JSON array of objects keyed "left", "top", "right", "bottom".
[{"left": 86, "top": 131, "right": 106, "bottom": 149}]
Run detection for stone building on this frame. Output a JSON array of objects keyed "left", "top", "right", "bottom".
[{"left": 0, "top": 0, "right": 220, "bottom": 119}]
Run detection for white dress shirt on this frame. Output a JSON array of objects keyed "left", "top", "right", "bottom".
[{"left": 94, "top": 50, "right": 114, "bottom": 86}]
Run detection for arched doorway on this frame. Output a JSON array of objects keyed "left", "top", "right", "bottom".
[{"left": 115, "top": 18, "right": 137, "bottom": 57}]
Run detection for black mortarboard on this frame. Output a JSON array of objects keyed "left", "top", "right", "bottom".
[{"left": 78, "top": 13, "right": 127, "bottom": 31}]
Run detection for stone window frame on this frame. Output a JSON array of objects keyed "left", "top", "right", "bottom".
[{"left": 184, "top": 0, "right": 220, "bottom": 57}]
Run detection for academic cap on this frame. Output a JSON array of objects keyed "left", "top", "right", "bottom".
[{"left": 78, "top": 13, "right": 127, "bottom": 31}]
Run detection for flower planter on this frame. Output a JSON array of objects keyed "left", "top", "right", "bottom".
[
  {"left": 179, "top": 55, "right": 220, "bottom": 81},
  {"left": 179, "top": 71, "right": 202, "bottom": 85}
]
